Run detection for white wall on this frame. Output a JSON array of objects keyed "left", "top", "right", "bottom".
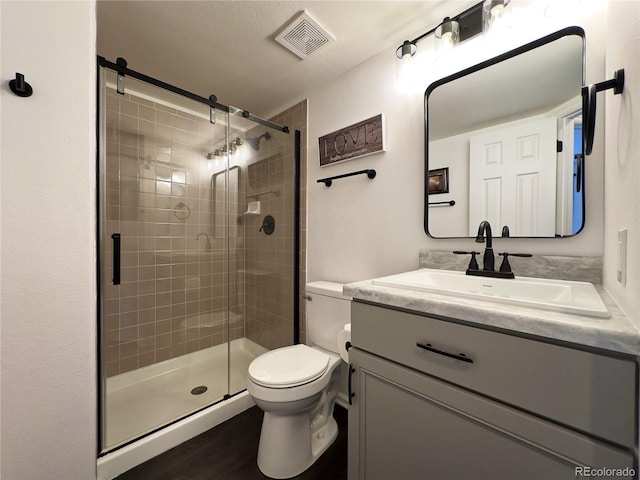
[
  {"left": 603, "top": 0, "right": 640, "bottom": 323},
  {"left": 0, "top": 1, "right": 633, "bottom": 478},
  {"left": 429, "top": 133, "right": 470, "bottom": 237},
  {"left": 0, "top": 2, "right": 97, "bottom": 478},
  {"left": 307, "top": 2, "right": 608, "bottom": 284}
]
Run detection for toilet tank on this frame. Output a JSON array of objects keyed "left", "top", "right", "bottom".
[{"left": 305, "top": 281, "right": 351, "bottom": 353}]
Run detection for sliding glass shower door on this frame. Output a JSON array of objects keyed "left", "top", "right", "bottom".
[
  {"left": 99, "top": 68, "right": 233, "bottom": 451},
  {"left": 98, "top": 62, "right": 297, "bottom": 455},
  {"left": 226, "top": 107, "right": 297, "bottom": 353}
]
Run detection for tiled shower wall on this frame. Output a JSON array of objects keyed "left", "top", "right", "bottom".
[
  {"left": 103, "top": 86, "right": 243, "bottom": 376},
  {"left": 102, "top": 85, "right": 306, "bottom": 376},
  {"left": 271, "top": 101, "right": 308, "bottom": 346},
  {"left": 242, "top": 100, "right": 307, "bottom": 350}
]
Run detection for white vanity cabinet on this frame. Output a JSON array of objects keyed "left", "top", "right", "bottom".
[{"left": 348, "top": 301, "right": 637, "bottom": 480}]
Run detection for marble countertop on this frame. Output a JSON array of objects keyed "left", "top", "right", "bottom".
[{"left": 344, "top": 276, "right": 640, "bottom": 357}]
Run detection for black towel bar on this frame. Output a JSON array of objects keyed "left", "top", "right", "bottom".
[{"left": 317, "top": 169, "right": 376, "bottom": 187}]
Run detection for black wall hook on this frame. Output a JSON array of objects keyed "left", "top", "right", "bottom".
[{"left": 9, "top": 73, "right": 33, "bottom": 97}]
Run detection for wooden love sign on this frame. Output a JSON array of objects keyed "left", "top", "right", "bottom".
[{"left": 318, "top": 114, "right": 385, "bottom": 166}]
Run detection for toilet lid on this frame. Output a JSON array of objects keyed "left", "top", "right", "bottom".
[{"left": 248, "top": 344, "right": 329, "bottom": 388}]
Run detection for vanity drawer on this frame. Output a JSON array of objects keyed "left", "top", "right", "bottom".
[{"left": 352, "top": 301, "right": 637, "bottom": 448}]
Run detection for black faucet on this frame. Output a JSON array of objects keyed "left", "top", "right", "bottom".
[
  {"left": 475, "top": 221, "right": 495, "bottom": 271},
  {"left": 459, "top": 221, "right": 531, "bottom": 279},
  {"left": 498, "top": 252, "right": 533, "bottom": 273}
]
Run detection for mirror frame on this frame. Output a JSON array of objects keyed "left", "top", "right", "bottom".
[{"left": 424, "top": 26, "right": 586, "bottom": 239}]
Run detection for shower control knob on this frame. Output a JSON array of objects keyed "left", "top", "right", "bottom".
[{"left": 259, "top": 215, "right": 275, "bottom": 235}]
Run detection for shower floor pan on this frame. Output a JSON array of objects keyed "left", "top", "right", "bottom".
[{"left": 104, "top": 337, "right": 266, "bottom": 450}]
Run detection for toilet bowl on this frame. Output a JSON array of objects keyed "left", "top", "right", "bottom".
[
  {"left": 247, "top": 281, "right": 351, "bottom": 479},
  {"left": 247, "top": 345, "right": 342, "bottom": 479}
]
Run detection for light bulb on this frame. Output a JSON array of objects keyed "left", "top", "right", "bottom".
[
  {"left": 483, "top": 0, "right": 512, "bottom": 39},
  {"left": 436, "top": 18, "right": 459, "bottom": 52},
  {"left": 490, "top": 3, "right": 505, "bottom": 17}
]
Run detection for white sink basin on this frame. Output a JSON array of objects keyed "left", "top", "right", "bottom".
[{"left": 372, "top": 269, "right": 610, "bottom": 318}]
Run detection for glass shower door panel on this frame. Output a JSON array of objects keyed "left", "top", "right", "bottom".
[
  {"left": 100, "top": 69, "right": 230, "bottom": 451},
  {"left": 227, "top": 108, "right": 295, "bottom": 396}
]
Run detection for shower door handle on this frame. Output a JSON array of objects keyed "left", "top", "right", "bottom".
[{"left": 111, "top": 233, "right": 121, "bottom": 285}]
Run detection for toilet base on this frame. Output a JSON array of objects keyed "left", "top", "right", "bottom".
[{"left": 256, "top": 411, "right": 338, "bottom": 479}]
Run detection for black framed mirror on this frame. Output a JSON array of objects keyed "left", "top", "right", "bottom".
[{"left": 425, "top": 26, "right": 585, "bottom": 238}]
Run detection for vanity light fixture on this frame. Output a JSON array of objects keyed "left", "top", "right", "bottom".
[
  {"left": 397, "top": 40, "right": 417, "bottom": 62},
  {"left": 205, "top": 138, "right": 245, "bottom": 159},
  {"left": 206, "top": 146, "right": 224, "bottom": 159},
  {"left": 435, "top": 17, "right": 460, "bottom": 49},
  {"left": 395, "top": 0, "right": 505, "bottom": 61},
  {"left": 482, "top": 0, "right": 512, "bottom": 38},
  {"left": 482, "top": 0, "right": 510, "bottom": 31}
]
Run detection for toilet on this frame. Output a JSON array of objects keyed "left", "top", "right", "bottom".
[{"left": 247, "top": 281, "right": 351, "bottom": 479}]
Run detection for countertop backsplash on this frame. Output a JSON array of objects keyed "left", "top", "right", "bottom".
[{"left": 419, "top": 250, "right": 603, "bottom": 285}]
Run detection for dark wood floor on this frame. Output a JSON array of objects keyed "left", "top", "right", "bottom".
[{"left": 117, "top": 405, "right": 348, "bottom": 480}]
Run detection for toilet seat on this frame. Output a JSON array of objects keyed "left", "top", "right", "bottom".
[{"left": 249, "top": 344, "right": 329, "bottom": 388}]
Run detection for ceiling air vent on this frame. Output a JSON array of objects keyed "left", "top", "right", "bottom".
[{"left": 275, "top": 11, "right": 335, "bottom": 59}]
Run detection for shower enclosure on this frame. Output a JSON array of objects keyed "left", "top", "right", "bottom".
[{"left": 97, "top": 59, "right": 299, "bottom": 454}]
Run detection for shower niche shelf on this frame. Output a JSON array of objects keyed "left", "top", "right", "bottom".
[{"left": 244, "top": 201, "right": 261, "bottom": 215}]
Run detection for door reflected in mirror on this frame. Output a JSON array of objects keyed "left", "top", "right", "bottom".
[{"left": 425, "top": 27, "right": 585, "bottom": 238}]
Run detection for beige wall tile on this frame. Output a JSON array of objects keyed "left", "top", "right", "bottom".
[{"left": 104, "top": 87, "right": 306, "bottom": 376}]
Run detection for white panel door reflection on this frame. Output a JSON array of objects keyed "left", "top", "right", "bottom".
[{"left": 468, "top": 117, "right": 557, "bottom": 237}]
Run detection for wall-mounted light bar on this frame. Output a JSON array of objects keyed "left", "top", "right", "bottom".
[{"left": 395, "top": 0, "right": 510, "bottom": 61}]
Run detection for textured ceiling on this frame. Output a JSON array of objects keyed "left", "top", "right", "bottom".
[{"left": 97, "top": 0, "right": 468, "bottom": 118}]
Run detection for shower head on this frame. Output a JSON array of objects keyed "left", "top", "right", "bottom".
[{"left": 246, "top": 132, "right": 272, "bottom": 151}]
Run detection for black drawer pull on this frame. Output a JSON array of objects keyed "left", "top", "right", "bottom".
[
  {"left": 111, "top": 233, "right": 121, "bottom": 285},
  {"left": 416, "top": 342, "right": 473, "bottom": 364}
]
